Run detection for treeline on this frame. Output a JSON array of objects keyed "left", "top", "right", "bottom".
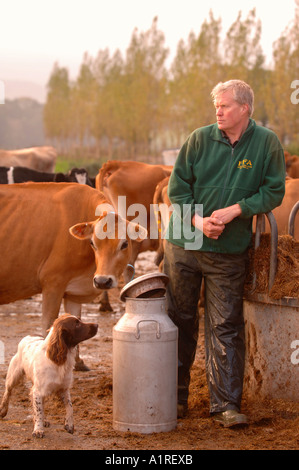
[{"left": 43, "top": 8, "right": 299, "bottom": 160}]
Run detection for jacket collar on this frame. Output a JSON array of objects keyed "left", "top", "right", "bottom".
[{"left": 210, "top": 118, "right": 256, "bottom": 144}]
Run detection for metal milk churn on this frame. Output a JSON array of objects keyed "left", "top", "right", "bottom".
[{"left": 113, "top": 273, "right": 178, "bottom": 433}]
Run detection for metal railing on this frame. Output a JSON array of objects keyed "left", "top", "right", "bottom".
[{"left": 253, "top": 201, "right": 299, "bottom": 293}]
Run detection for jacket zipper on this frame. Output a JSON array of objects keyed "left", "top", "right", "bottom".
[{"left": 218, "top": 144, "right": 235, "bottom": 209}]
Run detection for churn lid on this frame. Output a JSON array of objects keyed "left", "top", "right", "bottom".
[{"left": 120, "top": 272, "right": 169, "bottom": 302}]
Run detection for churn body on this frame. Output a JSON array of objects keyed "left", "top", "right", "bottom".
[{"left": 113, "top": 297, "right": 178, "bottom": 433}]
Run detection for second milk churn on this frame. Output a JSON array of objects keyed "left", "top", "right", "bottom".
[{"left": 113, "top": 273, "right": 178, "bottom": 433}]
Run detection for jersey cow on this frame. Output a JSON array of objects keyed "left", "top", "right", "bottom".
[
  {"left": 95, "top": 160, "right": 172, "bottom": 311},
  {"left": 269, "top": 177, "right": 299, "bottom": 237},
  {"left": 286, "top": 155, "right": 299, "bottom": 179},
  {"left": 252, "top": 178, "right": 299, "bottom": 237},
  {"left": 96, "top": 160, "right": 172, "bottom": 266},
  {"left": 0, "top": 146, "right": 57, "bottom": 173},
  {"left": 153, "top": 176, "right": 172, "bottom": 267},
  {"left": 0, "top": 183, "right": 146, "bottom": 367}
]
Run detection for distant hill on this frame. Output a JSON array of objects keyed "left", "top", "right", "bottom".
[
  {"left": 4, "top": 80, "right": 46, "bottom": 104},
  {"left": 0, "top": 98, "right": 45, "bottom": 149}
]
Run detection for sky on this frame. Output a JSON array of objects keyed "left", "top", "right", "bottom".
[{"left": 0, "top": 0, "right": 297, "bottom": 89}]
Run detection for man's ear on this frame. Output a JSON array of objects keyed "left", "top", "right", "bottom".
[{"left": 242, "top": 103, "right": 249, "bottom": 116}]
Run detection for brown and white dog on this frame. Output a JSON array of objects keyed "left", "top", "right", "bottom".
[{"left": 0, "top": 314, "right": 98, "bottom": 438}]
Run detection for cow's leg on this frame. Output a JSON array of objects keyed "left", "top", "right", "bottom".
[
  {"left": 63, "top": 297, "right": 82, "bottom": 318},
  {"left": 63, "top": 298, "right": 89, "bottom": 371},
  {"left": 98, "top": 291, "right": 114, "bottom": 312},
  {"left": 41, "top": 288, "right": 65, "bottom": 336}
]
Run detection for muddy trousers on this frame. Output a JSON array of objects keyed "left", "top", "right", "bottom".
[{"left": 163, "top": 241, "right": 248, "bottom": 414}]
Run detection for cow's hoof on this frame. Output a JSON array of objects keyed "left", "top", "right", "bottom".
[
  {"left": 99, "top": 302, "right": 114, "bottom": 313},
  {"left": 32, "top": 429, "right": 45, "bottom": 438},
  {"left": 65, "top": 423, "right": 74, "bottom": 434}
]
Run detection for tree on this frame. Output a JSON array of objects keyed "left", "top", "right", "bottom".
[
  {"left": 265, "top": 1, "right": 299, "bottom": 145},
  {"left": 91, "top": 48, "right": 125, "bottom": 157},
  {"left": 71, "top": 53, "right": 97, "bottom": 150},
  {"left": 43, "top": 6, "right": 299, "bottom": 158},
  {"left": 43, "top": 63, "right": 72, "bottom": 152},
  {"left": 224, "top": 9, "right": 264, "bottom": 78},
  {"left": 169, "top": 11, "right": 222, "bottom": 140},
  {"left": 222, "top": 9, "right": 267, "bottom": 124},
  {"left": 120, "top": 17, "right": 169, "bottom": 157}
]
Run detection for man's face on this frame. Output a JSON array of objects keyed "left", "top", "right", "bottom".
[{"left": 214, "top": 90, "right": 248, "bottom": 134}]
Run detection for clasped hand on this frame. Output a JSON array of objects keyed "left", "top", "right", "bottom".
[{"left": 192, "top": 204, "right": 241, "bottom": 240}]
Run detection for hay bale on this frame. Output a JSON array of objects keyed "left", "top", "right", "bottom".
[{"left": 245, "top": 234, "right": 299, "bottom": 299}]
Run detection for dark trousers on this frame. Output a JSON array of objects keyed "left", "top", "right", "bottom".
[{"left": 163, "top": 240, "right": 248, "bottom": 414}]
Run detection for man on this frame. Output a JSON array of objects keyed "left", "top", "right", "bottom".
[{"left": 163, "top": 80, "right": 285, "bottom": 427}]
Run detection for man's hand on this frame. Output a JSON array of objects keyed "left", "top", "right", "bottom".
[
  {"left": 192, "top": 213, "right": 225, "bottom": 240},
  {"left": 211, "top": 204, "right": 242, "bottom": 224},
  {"left": 192, "top": 204, "right": 242, "bottom": 240}
]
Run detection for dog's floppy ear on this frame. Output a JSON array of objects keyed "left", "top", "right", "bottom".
[{"left": 46, "top": 322, "right": 68, "bottom": 366}]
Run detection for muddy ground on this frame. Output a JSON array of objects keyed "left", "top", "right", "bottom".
[{"left": 0, "top": 252, "right": 298, "bottom": 451}]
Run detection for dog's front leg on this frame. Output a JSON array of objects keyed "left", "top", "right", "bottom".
[
  {"left": 32, "top": 392, "right": 45, "bottom": 438},
  {"left": 61, "top": 390, "right": 74, "bottom": 434}
]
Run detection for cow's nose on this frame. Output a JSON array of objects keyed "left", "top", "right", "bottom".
[{"left": 93, "top": 275, "right": 115, "bottom": 289}]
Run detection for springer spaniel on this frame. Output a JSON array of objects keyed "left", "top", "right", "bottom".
[{"left": 0, "top": 314, "right": 98, "bottom": 438}]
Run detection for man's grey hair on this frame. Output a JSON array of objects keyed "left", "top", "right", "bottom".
[{"left": 211, "top": 80, "right": 254, "bottom": 117}]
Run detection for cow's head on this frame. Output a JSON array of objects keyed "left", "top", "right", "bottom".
[{"left": 69, "top": 212, "right": 147, "bottom": 290}]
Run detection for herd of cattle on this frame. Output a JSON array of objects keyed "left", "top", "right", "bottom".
[{"left": 0, "top": 146, "right": 299, "bottom": 369}]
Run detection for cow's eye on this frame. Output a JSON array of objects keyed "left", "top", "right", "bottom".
[
  {"left": 90, "top": 239, "right": 96, "bottom": 250},
  {"left": 120, "top": 240, "right": 128, "bottom": 250}
]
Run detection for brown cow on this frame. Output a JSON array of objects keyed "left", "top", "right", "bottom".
[
  {"left": 95, "top": 160, "right": 172, "bottom": 312},
  {"left": 96, "top": 160, "right": 172, "bottom": 271},
  {"left": 0, "top": 182, "right": 146, "bottom": 367},
  {"left": 265, "top": 177, "right": 299, "bottom": 237},
  {"left": 286, "top": 155, "right": 299, "bottom": 178},
  {"left": 0, "top": 146, "right": 57, "bottom": 172},
  {"left": 153, "top": 176, "right": 172, "bottom": 267}
]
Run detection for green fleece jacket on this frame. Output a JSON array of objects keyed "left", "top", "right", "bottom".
[{"left": 166, "top": 119, "right": 286, "bottom": 254}]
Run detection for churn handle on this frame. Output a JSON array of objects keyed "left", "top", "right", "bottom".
[{"left": 135, "top": 320, "right": 161, "bottom": 339}]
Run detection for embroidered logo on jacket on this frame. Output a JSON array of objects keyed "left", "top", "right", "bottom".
[{"left": 237, "top": 159, "right": 252, "bottom": 169}]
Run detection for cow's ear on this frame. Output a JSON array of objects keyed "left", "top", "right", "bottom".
[
  {"left": 69, "top": 222, "right": 93, "bottom": 240},
  {"left": 127, "top": 221, "right": 148, "bottom": 242}
]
